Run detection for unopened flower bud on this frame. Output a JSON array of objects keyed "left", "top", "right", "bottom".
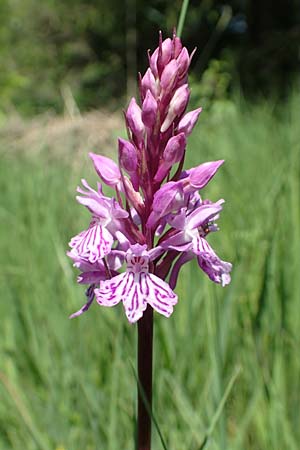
[
  {"left": 163, "top": 133, "right": 186, "bottom": 163},
  {"left": 126, "top": 98, "right": 145, "bottom": 142},
  {"left": 146, "top": 181, "right": 184, "bottom": 229},
  {"left": 176, "top": 47, "right": 190, "bottom": 78},
  {"left": 177, "top": 108, "right": 202, "bottom": 136},
  {"left": 118, "top": 138, "right": 139, "bottom": 191},
  {"left": 142, "top": 90, "right": 158, "bottom": 128},
  {"left": 154, "top": 133, "right": 186, "bottom": 182},
  {"left": 153, "top": 181, "right": 184, "bottom": 213},
  {"left": 157, "top": 38, "right": 173, "bottom": 73},
  {"left": 141, "top": 68, "right": 158, "bottom": 98},
  {"left": 89, "top": 153, "right": 121, "bottom": 188},
  {"left": 118, "top": 138, "right": 138, "bottom": 172},
  {"left": 149, "top": 48, "right": 159, "bottom": 77},
  {"left": 173, "top": 36, "right": 183, "bottom": 58},
  {"left": 186, "top": 160, "right": 224, "bottom": 192},
  {"left": 161, "top": 84, "right": 190, "bottom": 132},
  {"left": 160, "top": 59, "right": 178, "bottom": 92}
]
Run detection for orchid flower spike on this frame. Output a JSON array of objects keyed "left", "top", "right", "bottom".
[{"left": 67, "top": 32, "right": 232, "bottom": 323}]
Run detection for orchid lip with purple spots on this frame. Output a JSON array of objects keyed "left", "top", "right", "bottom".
[
  {"left": 95, "top": 244, "right": 177, "bottom": 323},
  {"left": 67, "top": 32, "right": 232, "bottom": 323}
]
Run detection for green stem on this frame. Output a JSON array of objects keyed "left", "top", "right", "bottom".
[
  {"left": 137, "top": 307, "right": 153, "bottom": 450},
  {"left": 177, "top": 0, "right": 190, "bottom": 38}
]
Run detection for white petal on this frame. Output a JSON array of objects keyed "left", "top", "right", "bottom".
[{"left": 146, "top": 273, "right": 178, "bottom": 318}]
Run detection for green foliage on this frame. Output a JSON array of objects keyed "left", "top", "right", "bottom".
[
  {"left": 0, "top": 0, "right": 128, "bottom": 114},
  {"left": 1, "top": 95, "right": 300, "bottom": 449},
  {"left": 0, "top": 0, "right": 186, "bottom": 115},
  {"left": 1, "top": 0, "right": 300, "bottom": 116},
  {"left": 189, "top": 56, "right": 233, "bottom": 111}
]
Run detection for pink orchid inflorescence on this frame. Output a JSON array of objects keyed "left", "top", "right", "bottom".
[{"left": 67, "top": 32, "right": 232, "bottom": 324}]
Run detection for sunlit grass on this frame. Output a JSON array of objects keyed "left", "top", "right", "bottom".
[{"left": 1, "top": 94, "right": 300, "bottom": 449}]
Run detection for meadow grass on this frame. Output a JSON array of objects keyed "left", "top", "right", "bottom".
[{"left": 0, "top": 95, "right": 300, "bottom": 450}]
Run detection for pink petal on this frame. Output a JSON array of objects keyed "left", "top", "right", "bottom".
[
  {"left": 142, "top": 90, "right": 158, "bottom": 128},
  {"left": 161, "top": 230, "right": 193, "bottom": 251},
  {"left": 69, "top": 223, "right": 113, "bottom": 263},
  {"left": 95, "top": 272, "right": 147, "bottom": 323},
  {"left": 126, "top": 98, "right": 145, "bottom": 142},
  {"left": 145, "top": 273, "right": 178, "bottom": 318},
  {"left": 123, "top": 274, "right": 148, "bottom": 323},
  {"left": 95, "top": 272, "right": 129, "bottom": 307},
  {"left": 197, "top": 238, "right": 232, "bottom": 286},
  {"left": 94, "top": 269, "right": 177, "bottom": 323},
  {"left": 89, "top": 153, "right": 121, "bottom": 188},
  {"left": 186, "top": 203, "right": 222, "bottom": 230},
  {"left": 187, "top": 160, "right": 224, "bottom": 191},
  {"left": 177, "top": 107, "right": 202, "bottom": 136}
]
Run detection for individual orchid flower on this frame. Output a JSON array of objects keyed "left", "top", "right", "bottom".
[
  {"left": 161, "top": 201, "right": 223, "bottom": 253},
  {"left": 68, "top": 179, "right": 130, "bottom": 263},
  {"left": 68, "top": 250, "right": 124, "bottom": 285},
  {"left": 161, "top": 201, "right": 232, "bottom": 288},
  {"left": 69, "top": 219, "right": 114, "bottom": 263},
  {"left": 95, "top": 244, "right": 177, "bottom": 323},
  {"left": 68, "top": 250, "right": 124, "bottom": 318}
]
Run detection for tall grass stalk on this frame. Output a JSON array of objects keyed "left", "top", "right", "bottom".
[{"left": 177, "top": 0, "right": 190, "bottom": 38}]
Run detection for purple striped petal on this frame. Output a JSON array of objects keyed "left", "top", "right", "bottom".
[
  {"left": 145, "top": 273, "right": 178, "bottom": 318},
  {"left": 95, "top": 272, "right": 148, "bottom": 323},
  {"left": 69, "top": 222, "right": 114, "bottom": 263},
  {"left": 197, "top": 237, "right": 232, "bottom": 286},
  {"left": 95, "top": 258, "right": 178, "bottom": 323},
  {"left": 123, "top": 274, "right": 148, "bottom": 323},
  {"left": 95, "top": 272, "right": 129, "bottom": 307}
]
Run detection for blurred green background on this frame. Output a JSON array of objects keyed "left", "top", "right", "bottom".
[
  {"left": 1, "top": 0, "right": 300, "bottom": 115},
  {"left": 1, "top": 1, "right": 300, "bottom": 449}
]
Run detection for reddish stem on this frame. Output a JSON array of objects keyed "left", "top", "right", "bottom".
[{"left": 137, "top": 306, "right": 153, "bottom": 450}]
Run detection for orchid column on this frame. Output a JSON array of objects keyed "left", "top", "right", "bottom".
[{"left": 67, "top": 32, "right": 232, "bottom": 450}]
